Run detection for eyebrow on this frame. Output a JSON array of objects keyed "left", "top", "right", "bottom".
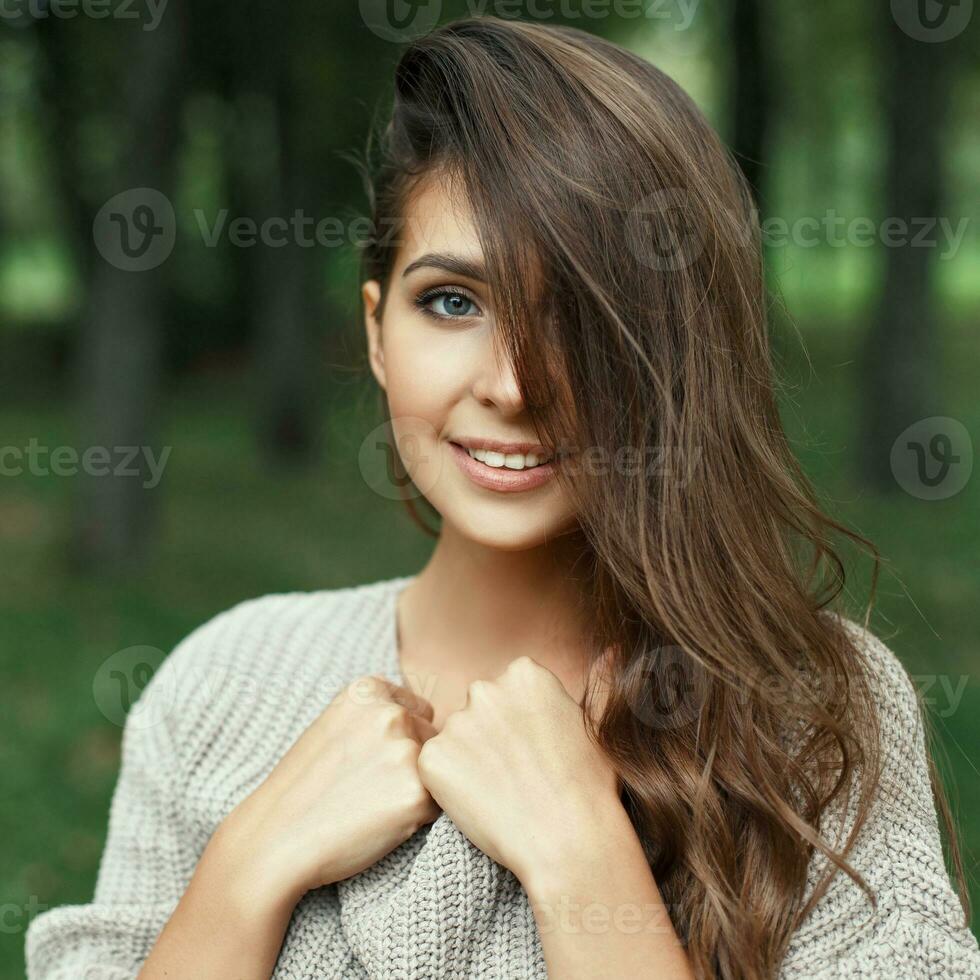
[{"left": 401, "top": 252, "right": 487, "bottom": 282}]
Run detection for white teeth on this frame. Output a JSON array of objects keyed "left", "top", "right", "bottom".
[{"left": 466, "top": 447, "right": 552, "bottom": 470}]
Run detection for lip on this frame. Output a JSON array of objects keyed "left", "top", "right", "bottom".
[
  {"left": 448, "top": 441, "right": 558, "bottom": 493},
  {"left": 450, "top": 435, "right": 554, "bottom": 456}
]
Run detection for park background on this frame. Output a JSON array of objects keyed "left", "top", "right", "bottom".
[{"left": 1, "top": 0, "right": 978, "bottom": 973}]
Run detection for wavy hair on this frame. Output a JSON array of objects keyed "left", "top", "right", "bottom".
[{"left": 356, "top": 15, "right": 967, "bottom": 978}]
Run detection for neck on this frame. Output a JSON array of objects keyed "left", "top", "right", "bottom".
[{"left": 399, "top": 520, "right": 594, "bottom": 682}]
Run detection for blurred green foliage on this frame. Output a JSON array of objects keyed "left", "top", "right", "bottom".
[
  {"left": 0, "top": 1, "right": 978, "bottom": 975},
  {"left": 2, "top": 315, "right": 978, "bottom": 975}
]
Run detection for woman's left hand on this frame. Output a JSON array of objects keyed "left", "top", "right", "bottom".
[{"left": 415, "top": 655, "right": 621, "bottom": 885}]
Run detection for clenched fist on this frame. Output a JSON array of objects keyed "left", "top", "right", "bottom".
[
  {"left": 415, "top": 655, "right": 619, "bottom": 886},
  {"left": 214, "top": 675, "right": 442, "bottom": 904}
]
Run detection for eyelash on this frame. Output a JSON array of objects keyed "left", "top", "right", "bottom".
[{"left": 413, "top": 286, "right": 484, "bottom": 322}]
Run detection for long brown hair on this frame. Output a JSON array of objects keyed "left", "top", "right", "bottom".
[{"left": 357, "top": 15, "right": 968, "bottom": 978}]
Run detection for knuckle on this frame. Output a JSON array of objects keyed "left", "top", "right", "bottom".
[
  {"left": 345, "top": 674, "right": 384, "bottom": 705},
  {"left": 388, "top": 769, "right": 431, "bottom": 834},
  {"left": 377, "top": 701, "right": 406, "bottom": 727},
  {"left": 389, "top": 698, "right": 408, "bottom": 716},
  {"left": 466, "top": 678, "right": 492, "bottom": 701},
  {"left": 443, "top": 707, "right": 470, "bottom": 735},
  {"left": 437, "top": 712, "right": 459, "bottom": 739},
  {"left": 417, "top": 737, "right": 439, "bottom": 770},
  {"left": 393, "top": 736, "right": 419, "bottom": 764},
  {"left": 406, "top": 780, "right": 431, "bottom": 813},
  {"left": 509, "top": 655, "right": 536, "bottom": 675}
]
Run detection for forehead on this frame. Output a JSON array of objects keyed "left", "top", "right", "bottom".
[
  {"left": 390, "top": 173, "right": 483, "bottom": 276},
  {"left": 388, "top": 170, "right": 547, "bottom": 302}
]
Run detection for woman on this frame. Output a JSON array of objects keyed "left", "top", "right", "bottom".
[{"left": 26, "top": 15, "right": 979, "bottom": 980}]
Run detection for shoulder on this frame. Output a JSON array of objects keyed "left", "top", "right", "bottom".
[
  {"left": 816, "top": 613, "right": 937, "bottom": 833},
  {"left": 135, "top": 576, "right": 409, "bottom": 815},
  {"left": 824, "top": 614, "right": 924, "bottom": 742},
  {"left": 824, "top": 613, "right": 911, "bottom": 688},
  {"left": 778, "top": 613, "right": 978, "bottom": 975},
  {"left": 160, "top": 574, "right": 407, "bottom": 692}
]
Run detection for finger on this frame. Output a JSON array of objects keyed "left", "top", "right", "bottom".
[
  {"left": 389, "top": 682, "right": 436, "bottom": 722},
  {"left": 410, "top": 713, "right": 439, "bottom": 744},
  {"left": 368, "top": 676, "right": 435, "bottom": 721}
]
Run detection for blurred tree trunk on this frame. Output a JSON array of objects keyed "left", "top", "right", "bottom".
[
  {"left": 731, "top": 0, "right": 771, "bottom": 211},
  {"left": 72, "top": 7, "right": 186, "bottom": 569},
  {"left": 860, "top": 9, "right": 947, "bottom": 490},
  {"left": 230, "top": 2, "right": 320, "bottom": 465},
  {"left": 249, "top": 83, "right": 320, "bottom": 462},
  {"left": 35, "top": 23, "right": 93, "bottom": 284}
]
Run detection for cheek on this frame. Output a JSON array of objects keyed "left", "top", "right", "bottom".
[
  {"left": 381, "top": 327, "right": 471, "bottom": 497},
  {"left": 383, "top": 328, "right": 474, "bottom": 422}
]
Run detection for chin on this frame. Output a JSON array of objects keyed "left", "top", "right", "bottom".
[{"left": 441, "top": 506, "right": 577, "bottom": 552}]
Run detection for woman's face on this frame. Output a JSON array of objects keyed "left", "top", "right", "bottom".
[{"left": 362, "top": 175, "right": 578, "bottom": 551}]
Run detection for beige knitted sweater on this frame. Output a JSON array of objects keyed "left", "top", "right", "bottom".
[{"left": 25, "top": 575, "right": 980, "bottom": 978}]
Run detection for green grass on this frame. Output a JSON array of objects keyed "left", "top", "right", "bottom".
[{"left": 1, "top": 318, "right": 978, "bottom": 975}]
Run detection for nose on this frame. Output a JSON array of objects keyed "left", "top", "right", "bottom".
[{"left": 470, "top": 332, "right": 525, "bottom": 417}]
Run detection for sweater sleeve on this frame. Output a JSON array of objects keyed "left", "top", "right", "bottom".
[
  {"left": 25, "top": 624, "right": 210, "bottom": 980},
  {"left": 778, "top": 619, "right": 980, "bottom": 978}
]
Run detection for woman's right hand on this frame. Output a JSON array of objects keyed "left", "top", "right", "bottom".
[{"left": 210, "top": 675, "right": 441, "bottom": 908}]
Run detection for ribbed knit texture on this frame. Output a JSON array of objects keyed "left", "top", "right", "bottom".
[{"left": 24, "top": 575, "right": 980, "bottom": 978}]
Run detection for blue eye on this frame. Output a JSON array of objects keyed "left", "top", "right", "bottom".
[{"left": 416, "top": 288, "right": 482, "bottom": 320}]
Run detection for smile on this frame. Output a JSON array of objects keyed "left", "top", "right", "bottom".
[{"left": 448, "top": 441, "right": 561, "bottom": 493}]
